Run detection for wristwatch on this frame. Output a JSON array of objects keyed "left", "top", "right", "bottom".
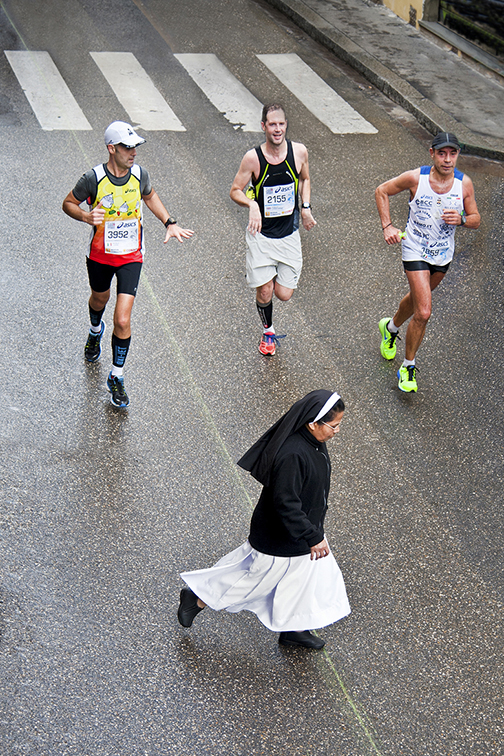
[
  {"left": 164, "top": 217, "right": 177, "bottom": 227},
  {"left": 460, "top": 213, "right": 466, "bottom": 226},
  {"left": 301, "top": 202, "right": 311, "bottom": 209}
]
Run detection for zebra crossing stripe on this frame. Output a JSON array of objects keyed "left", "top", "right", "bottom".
[
  {"left": 256, "top": 53, "right": 378, "bottom": 135},
  {"left": 6, "top": 49, "right": 379, "bottom": 136},
  {"left": 174, "top": 53, "right": 262, "bottom": 132},
  {"left": 90, "top": 52, "right": 186, "bottom": 131},
  {"left": 4, "top": 51, "right": 92, "bottom": 131}
]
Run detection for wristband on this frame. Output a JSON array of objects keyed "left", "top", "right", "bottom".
[{"left": 382, "top": 222, "right": 392, "bottom": 230}]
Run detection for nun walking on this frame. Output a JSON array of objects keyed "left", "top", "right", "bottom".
[{"left": 177, "top": 389, "right": 351, "bottom": 649}]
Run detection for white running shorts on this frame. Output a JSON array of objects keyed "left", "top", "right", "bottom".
[{"left": 245, "top": 229, "right": 302, "bottom": 289}]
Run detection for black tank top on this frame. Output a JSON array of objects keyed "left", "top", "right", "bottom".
[{"left": 251, "top": 140, "right": 300, "bottom": 239}]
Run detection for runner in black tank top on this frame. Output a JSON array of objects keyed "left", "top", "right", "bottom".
[
  {"left": 252, "top": 140, "right": 300, "bottom": 239},
  {"left": 230, "top": 104, "right": 317, "bottom": 356}
]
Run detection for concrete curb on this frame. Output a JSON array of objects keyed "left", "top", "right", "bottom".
[{"left": 265, "top": 0, "right": 504, "bottom": 161}]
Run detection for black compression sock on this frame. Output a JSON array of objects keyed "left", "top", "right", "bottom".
[
  {"left": 256, "top": 299, "right": 273, "bottom": 330},
  {"left": 112, "top": 335, "right": 131, "bottom": 368},
  {"left": 89, "top": 305, "right": 105, "bottom": 329}
]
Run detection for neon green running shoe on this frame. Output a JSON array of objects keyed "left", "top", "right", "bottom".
[
  {"left": 379, "top": 317, "right": 400, "bottom": 360},
  {"left": 397, "top": 364, "right": 418, "bottom": 393}
]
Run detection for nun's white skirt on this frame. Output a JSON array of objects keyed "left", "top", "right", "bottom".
[{"left": 180, "top": 540, "right": 350, "bottom": 633}]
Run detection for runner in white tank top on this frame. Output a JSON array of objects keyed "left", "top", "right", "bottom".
[
  {"left": 375, "top": 132, "right": 480, "bottom": 393},
  {"left": 402, "top": 165, "right": 464, "bottom": 267}
]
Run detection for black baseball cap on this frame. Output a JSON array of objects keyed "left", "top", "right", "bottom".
[{"left": 431, "top": 132, "right": 461, "bottom": 151}]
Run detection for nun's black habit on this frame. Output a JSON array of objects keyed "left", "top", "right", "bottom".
[{"left": 180, "top": 390, "right": 350, "bottom": 633}]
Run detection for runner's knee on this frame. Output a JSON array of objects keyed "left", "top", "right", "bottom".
[
  {"left": 256, "top": 282, "right": 274, "bottom": 303},
  {"left": 114, "top": 311, "right": 132, "bottom": 332},
  {"left": 274, "top": 285, "right": 294, "bottom": 302},
  {"left": 90, "top": 291, "right": 110, "bottom": 309},
  {"left": 413, "top": 305, "right": 431, "bottom": 324}
]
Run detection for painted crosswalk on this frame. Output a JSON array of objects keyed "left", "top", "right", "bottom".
[
  {"left": 257, "top": 53, "right": 378, "bottom": 135},
  {"left": 4, "top": 48, "right": 378, "bottom": 135},
  {"left": 4, "top": 51, "right": 91, "bottom": 131},
  {"left": 90, "top": 52, "right": 185, "bottom": 132},
  {"left": 174, "top": 53, "right": 262, "bottom": 132}
]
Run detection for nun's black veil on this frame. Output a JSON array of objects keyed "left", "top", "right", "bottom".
[{"left": 237, "top": 389, "right": 336, "bottom": 486}]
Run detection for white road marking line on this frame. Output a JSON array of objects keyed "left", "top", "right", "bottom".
[
  {"left": 90, "top": 51, "right": 186, "bottom": 131},
  {"left": 256, "top": 53, "right": 378, "bottom": 134},
  {"left": 4, "top": 50, "right": 92, "bottom": 131},
  {"left": 174, "top": 53, "right": 262, "bottom": 131}
]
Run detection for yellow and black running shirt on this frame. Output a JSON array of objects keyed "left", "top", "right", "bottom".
[
  {"left": 73, "top": 163, "right": 151, "bottom": 266},
  {"left": 251, "top": 140, "right": 299, "bottom": 239}
]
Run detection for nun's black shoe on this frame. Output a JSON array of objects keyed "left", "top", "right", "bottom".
[
  {"left": 278, "top": 631, "right": 325, "bottom": 649},
  {"left": 177, "top": 588, "right": 205, "bottom": 627}
]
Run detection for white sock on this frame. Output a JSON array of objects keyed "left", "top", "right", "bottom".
[
  {"left": 387, "top": 319, "right": 399, "bottom": 334},
  {"left": 263, "top": 325, "right": 275, "bottom": 334},
  {"left": 402, "top": 359, "right": 415, "bottom": 367},
  {"left": 111, "top": 366, "right": 124, "bottom": 378},
  {"left": 90, "top": 322, "right": 102, "bottom": 334}
]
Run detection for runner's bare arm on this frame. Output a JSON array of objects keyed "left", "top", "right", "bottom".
[
  {"left": 230, "top": 149, "right": 259, "bottom": 207},
  {"left": 230, "top": 150, "right": 262, "bottom": 234},
  {"left": 62, "top": 191, "right": 105, "bottom": 226},
  {"left": 143, "top": 189, "right": 194, "bottom": 243},
  {"left": 461, "top": 175, "right": 480, "bottom": 229},
  {"left": 439, "top": 175, "right": 480, "bottom": 228},
  {"left": 295, "top": 144, "right": 316, "bottom": 231},
  {"left": 375, "top": 169, "right": 419, "bottom": 245}
]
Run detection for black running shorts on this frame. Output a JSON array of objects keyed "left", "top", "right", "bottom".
[
  {"left": 86, "top": 258, "right": 142, "bottom": 296},
  {"left": 403, "top": 259, "right": 450, "bottom": 275}
]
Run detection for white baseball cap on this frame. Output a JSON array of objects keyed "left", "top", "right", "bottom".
[{"left": 104, "top": 121, "right": 146, "bottom": 148}]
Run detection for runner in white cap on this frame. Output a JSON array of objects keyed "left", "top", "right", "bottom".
[{"left": 62, "top": 121, "right": 194, "bottom": 408}]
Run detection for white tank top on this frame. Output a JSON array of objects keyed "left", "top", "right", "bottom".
[{"left": 402, "top": 166, "right": 464, "bottom": 266}]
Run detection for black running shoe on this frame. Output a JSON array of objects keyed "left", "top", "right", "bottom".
[
  {"left": 106, "top": 372, "right": 130, "bottom": 408},
  {"left": 84, "top": 322, "right": 106, "bottom": 362}
]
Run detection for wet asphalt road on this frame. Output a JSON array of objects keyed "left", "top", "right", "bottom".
[{"left": 1, "top": 1, "right": 503, "bottom": 755}]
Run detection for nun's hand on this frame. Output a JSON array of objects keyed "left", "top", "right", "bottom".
[{"left": 310, "top": 539, "right": 329, "bottom": 560}]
